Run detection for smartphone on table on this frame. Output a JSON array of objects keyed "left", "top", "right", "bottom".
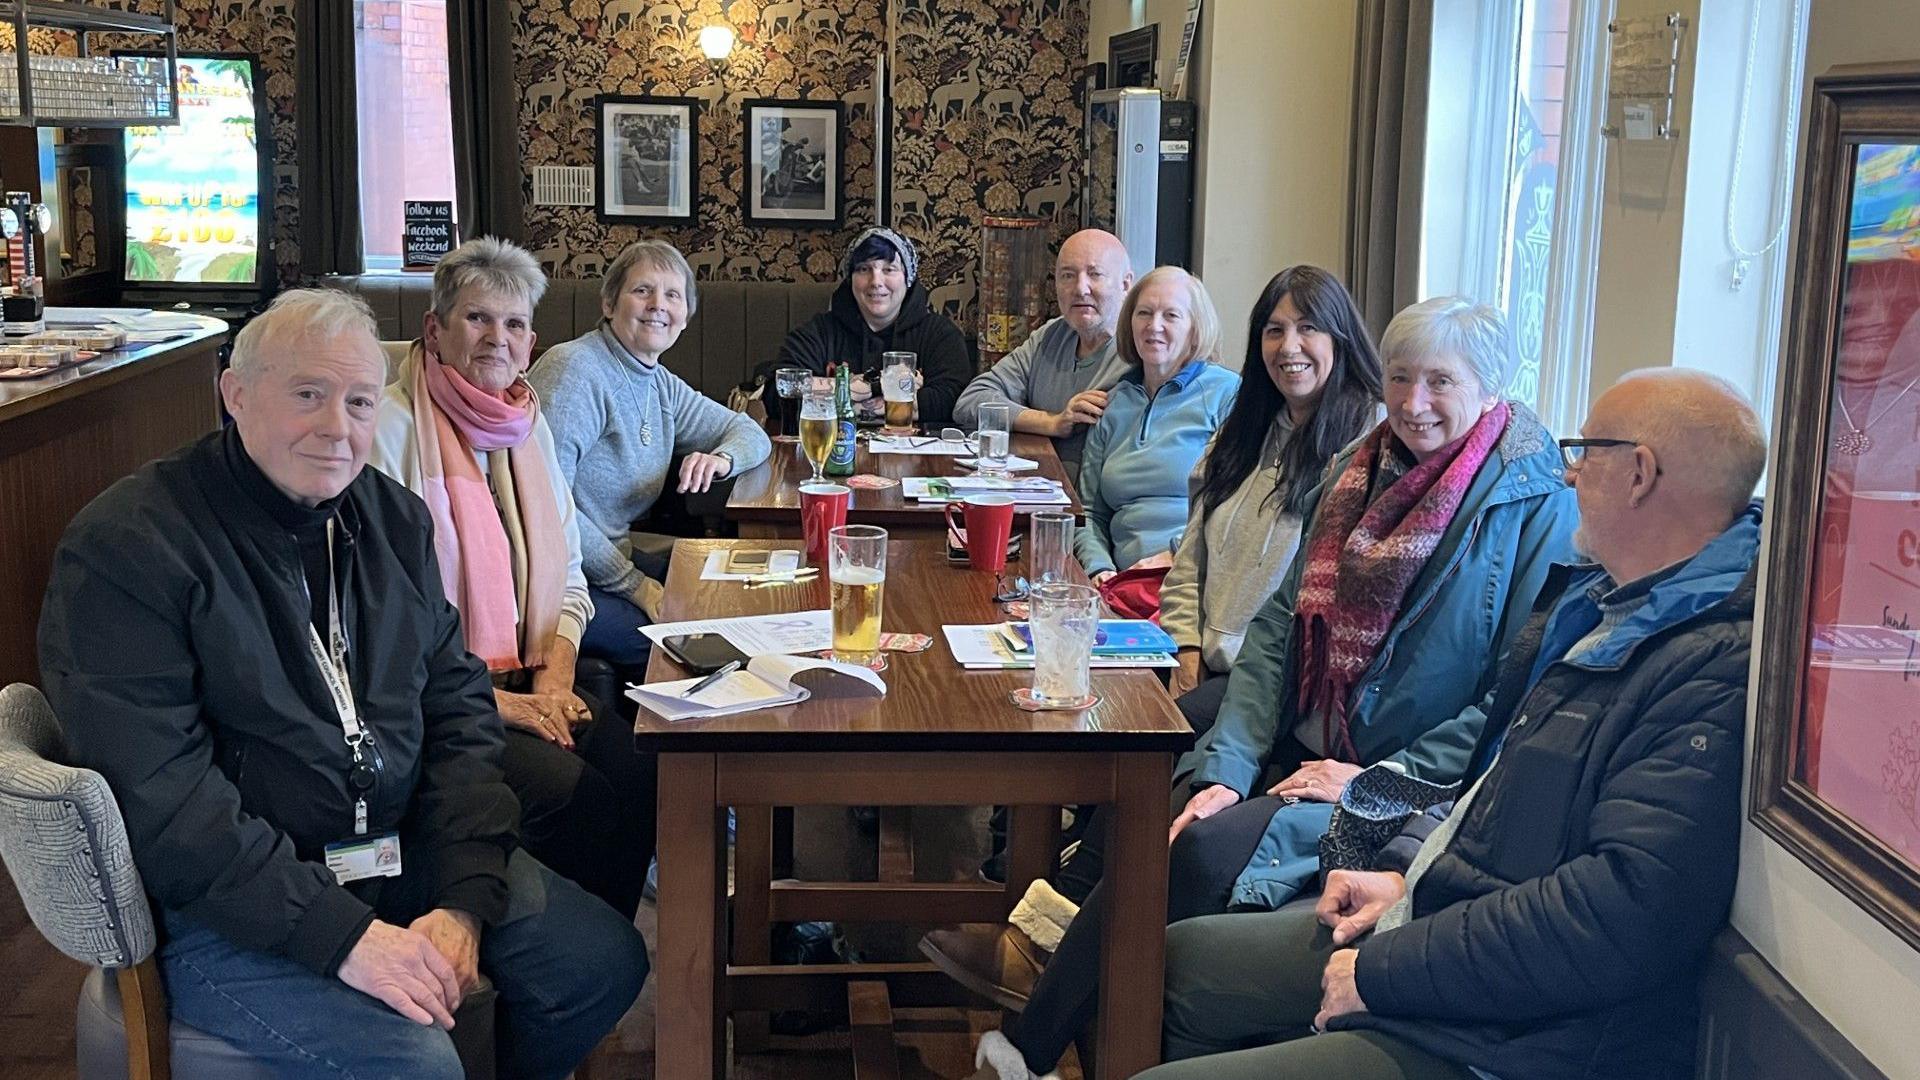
[{"left": 659, "top": 632, "right": 751, "bottom": 674}]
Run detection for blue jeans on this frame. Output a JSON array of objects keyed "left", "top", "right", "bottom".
[
  {"left": 159, "top": 850, "right": 647, "bottom": 1079},
  {"left": 582, "top": 586, "right": 653, "bottom": 675}
]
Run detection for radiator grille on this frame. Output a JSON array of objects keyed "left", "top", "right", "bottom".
[{"left": 532, "top": 166, "right": 594, "bottom": 207}]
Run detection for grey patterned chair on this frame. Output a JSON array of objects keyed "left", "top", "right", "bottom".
[{"left": 0, "top": 683, "right": 496, "bottom": 1079}]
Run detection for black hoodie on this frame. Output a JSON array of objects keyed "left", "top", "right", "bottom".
[{"left": 757, "top": 279, "right": 973, "bottom": 426}]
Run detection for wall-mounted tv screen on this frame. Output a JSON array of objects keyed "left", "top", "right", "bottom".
[{"left": 122, "top": 54, "right": 267, "bottom": 288}]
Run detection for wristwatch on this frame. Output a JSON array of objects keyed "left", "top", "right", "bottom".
[{"left": 714, "top": 451, "right": 734, "bottom": 475}]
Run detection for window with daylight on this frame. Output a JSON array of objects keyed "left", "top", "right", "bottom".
[
  {"left": 1422, "top": 0, "right": 1606, "bottom": 437},
  {"left": 353, "top": 0, "right": 457, "bottom": 270}
]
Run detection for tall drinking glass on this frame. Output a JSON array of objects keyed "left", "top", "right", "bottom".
[
  {"left": 829, "top": 525, "right": 887, "bottom": 665},
  {"left": 1028, "top": 511, "right": 1074, "bottom": 585},
  {"left": 799, "top": 385, "right": 837, "bottom": 483},
  {"left": 1029, "top": 582, "right": 1098, "bottom": 708},
  {"left": 975, "top": 401, "right": 1012, "bottom": 477},
  {"left": 880, "top": 351, "right": 918, "bottom": 433},
  {"left": 774, "top": 365, "right": 811, "bottom": 439}
]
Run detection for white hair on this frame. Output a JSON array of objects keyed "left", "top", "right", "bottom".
[
  {"left": 230, "top": 288, "right": 381, "bottom": 381},
  {"left": 601, "top": 239, "right": 698, "bottom": 317},
  {"left": 1379, "top": 296, "right": 1518, "bottom": 400},
  {"left": 1616, "top": 367, "right": 1767, "bottom": 517},
  {"left": 431, "top": 236, "right": 548, "bottom": 321}
]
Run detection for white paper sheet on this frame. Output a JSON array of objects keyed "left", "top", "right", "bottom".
[
  {"left": 699, "top": 549, "right": 804, "bottom": 580},
  {"left": 939, "top": 625, "right": 1176, "bottom": 669},
  {"left": 867, "top": 435, "right": 975, "bottom": 455},
  {"left": 641, "top": 609, "right": 833, "bottom": 656},
  {"left": 958, "top": 455, "right": 1039, "bottom": 472}
]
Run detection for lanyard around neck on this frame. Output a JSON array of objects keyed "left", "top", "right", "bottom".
[{"left": 303, "top": 518, "right": 373, "bottom": 835}]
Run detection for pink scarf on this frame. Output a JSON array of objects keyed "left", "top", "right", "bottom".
[
  {"left": 412, "top": 345, "right": 566, "bottom": 672},
  {"left": 1293, "top": 402, "right": 1510, "bottom": 760}
]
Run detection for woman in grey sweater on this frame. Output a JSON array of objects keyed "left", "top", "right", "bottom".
[
  {"left": 1161, "top": 266, "right": 1383, "bottom": 710},
  {"left": 529, "top": 240, "right": 771, "bottom": 676}
]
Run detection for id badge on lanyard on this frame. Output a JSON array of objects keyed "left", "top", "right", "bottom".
[{"left": 305, "top": 519, "right": 375, "bottom": 836}]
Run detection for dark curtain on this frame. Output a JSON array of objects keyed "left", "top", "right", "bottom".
[
  {"left": 447, "top": 0, "right": 526, "bottom": 245},
  {"left": 1345, "top": 0, "right": 1432, "bottom": 339},
  {"left": 296, "top": 0, "right": 363, "bottom": 278}
]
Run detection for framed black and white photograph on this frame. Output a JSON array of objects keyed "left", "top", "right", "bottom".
[
  {"left": 595, "top": 95, "right": 698, "bottom": 225},
  {"left": 741, "top": 98, "right": 844, "bottom": 228}
]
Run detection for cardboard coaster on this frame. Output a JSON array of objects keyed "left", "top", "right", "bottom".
[
  {"left": 812, "top": 650, "right": 889, "bottom": 672},
  {"left": 879, "top": 632, "right": 933, "bottom": 653},
  {"left": 845, "top": 474, "right": 898, "bottom": 489},
  {"left": 1010, "top": 688, "right": 1100, "bottom": 712}
]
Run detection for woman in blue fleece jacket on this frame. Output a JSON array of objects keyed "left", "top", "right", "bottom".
[{"left": 1073, "top": 266, "right": 1240, "bottom": 606}]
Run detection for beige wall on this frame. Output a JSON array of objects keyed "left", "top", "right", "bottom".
[
  {"left": 1087, "top": 0, "right": 1355, "bottom": 368},
  {"left": 1734, "top": 6, "right": 1920, "bottom": 1077},
  {"left": 1585, "top": 0, "right": 1700, "bottom": 401}
]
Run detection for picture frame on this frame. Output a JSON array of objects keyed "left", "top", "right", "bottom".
[
  {"left": 1109, "top": 25, "right": 1159, "bottom": 90},
  {"left": 595, "top": 95, "right": 698, "bottom": 225},
  {"left": 741, "top": 98, "right": 844, "bottom": 228},
  {"left": 1752, "top": 61, "right": 1920, "bottom": 954}
]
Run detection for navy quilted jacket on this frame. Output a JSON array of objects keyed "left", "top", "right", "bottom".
[{"left": 1339, "top": 504, "right": 1762, "bottom": 1080}]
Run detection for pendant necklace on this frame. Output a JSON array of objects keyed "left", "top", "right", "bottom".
[
  {"left": 1833, "top": 370, "right": 1920, "bottom": 455},
  {"left": 602, "top": 323, "right": 655, "bottom": 446}
]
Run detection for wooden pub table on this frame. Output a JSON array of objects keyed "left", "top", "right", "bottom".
[
  {"left": 725, "top": 430, "right": 1084, "bottom": 538},
  {"left": 638, "top": 538, "right": 1192, "bottom": 1080}
]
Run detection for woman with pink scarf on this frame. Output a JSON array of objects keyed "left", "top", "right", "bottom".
[{"left": 369, "top": 237, "right": 652, "bottom": 919}]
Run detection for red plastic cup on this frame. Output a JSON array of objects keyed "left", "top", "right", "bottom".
[
  {"left": 944, "top": 494, "right": 1016, "bottom": 572},
  {"left": 800, "top": 483, "right": 851, "bottom": 567}
]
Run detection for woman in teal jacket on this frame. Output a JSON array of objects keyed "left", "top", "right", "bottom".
[{"left": 959, "top": 297, "right": 1579, "bottom": 1080}]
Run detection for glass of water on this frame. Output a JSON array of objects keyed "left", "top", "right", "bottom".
[
  {"left": 1028, "top": 582, "right": 1099, "bottom": 709},
  {"left": 1028, "top": 512, "right": 1074, "bottom": 585},
  {"left": 974, "top": 401, "right": 1012, "bottom": 477}
]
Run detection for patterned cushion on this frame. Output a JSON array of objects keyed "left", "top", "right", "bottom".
[{"left": 0, "top": 684, "right": 154, "bottom": 969}]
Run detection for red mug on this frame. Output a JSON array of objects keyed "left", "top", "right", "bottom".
[
  {"left": 945, "top": 494, "right": 1016, "bottom": 572},
  {"left": 800, "top": 483, "right": 851, "bottom": 566}
]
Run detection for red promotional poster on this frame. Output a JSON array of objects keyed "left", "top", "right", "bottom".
[{"left": 1801, "top": 142, "right": 1920, "bottom": 869}]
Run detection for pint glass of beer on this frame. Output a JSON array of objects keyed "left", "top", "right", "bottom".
[
  {"left": 881, "top": 351, "right": 918, "bottom": 433},
  {"left": 829, "top": 524, "right": 887, "bottom": 665}
]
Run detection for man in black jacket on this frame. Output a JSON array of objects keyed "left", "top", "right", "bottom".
[
  {"left": 1134, "top": 369, "right": 1770, "bottom": 1080},
  {"left": 38, "top": 289, "right": 646, "bottom": 1079},
  {"left": 756, "top": 225, "right": 973, "bottom": 427}
]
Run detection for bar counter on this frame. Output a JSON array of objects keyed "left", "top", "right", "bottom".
[{"left": 0, "top": 316, "right": 229, "bottom": 687}]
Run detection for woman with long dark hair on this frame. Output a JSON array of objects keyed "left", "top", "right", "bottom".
[{"left": 1163, "top": 266, "right": 1383, "bottom": 703}]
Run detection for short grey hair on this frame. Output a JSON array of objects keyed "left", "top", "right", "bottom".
[
  {"left": 602, "top": 240, "right": 699, "bottom": 317},
  {"left": 1379, "top": 296, "right": 1518, "bottom": 400},
  {"left": 230, "top": 288, "right": 380, "bottom": 380},
  {"left": 1617, "top": 367, "right": 1768, "bottom": 517},
  {"left": 430, "top": 236, "right": 547, "bottom": 322}
]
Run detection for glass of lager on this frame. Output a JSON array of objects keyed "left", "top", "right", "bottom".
[
  {"left": 799, "top": 385, "right": 837, "bottom": 483},
  {"left": 880, "top": 351, "right": 918, "bottom": 432},
  {"left": 829, "top": 525, "right": 887, "bottom": 665}
]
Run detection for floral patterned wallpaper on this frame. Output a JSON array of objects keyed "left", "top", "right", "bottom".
[
  {"left": 19, "top": 0, "right": 1087, "bottom": 317},
  {"left": 516, "top": 0, "right": 1089, "bottom": 329}
]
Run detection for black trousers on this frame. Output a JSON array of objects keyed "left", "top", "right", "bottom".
[{"left": 502, "top": 690, "right": 657, "bottom": 920}]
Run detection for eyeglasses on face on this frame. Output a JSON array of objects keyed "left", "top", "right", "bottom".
[{"left": 1558, "top": 437, "right": 1661, "bottom": 474}]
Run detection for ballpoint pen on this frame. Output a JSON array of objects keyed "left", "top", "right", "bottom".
[{"left": 679, "top": 659, "right": 741, "bottom": 698}]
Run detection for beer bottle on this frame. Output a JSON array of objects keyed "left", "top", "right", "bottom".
[{"left": 826, "top": 363, "right": 857, "bottom": 476}]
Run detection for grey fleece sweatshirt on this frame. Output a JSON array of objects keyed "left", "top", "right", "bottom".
[{"left": 530, "top": 323, "right": 772, "bottom": 596}]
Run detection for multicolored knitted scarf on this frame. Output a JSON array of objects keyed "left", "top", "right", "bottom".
[{"left": 1294, "top": 402, "right": 1511, "bottom": 760}]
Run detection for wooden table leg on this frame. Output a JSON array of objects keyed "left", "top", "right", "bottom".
[
  {"left": 655, "top": 752, "right": 727, "bottom": 1080},
  {"left": 1095, "top": 752, "right": 1172, "bottom": 1080},
  {"left": 732, "top": 805, "right": 774, "bottom": 1053},
  {"left": 1004, "top": 805, "right": 1058, "bottom": 910}
]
